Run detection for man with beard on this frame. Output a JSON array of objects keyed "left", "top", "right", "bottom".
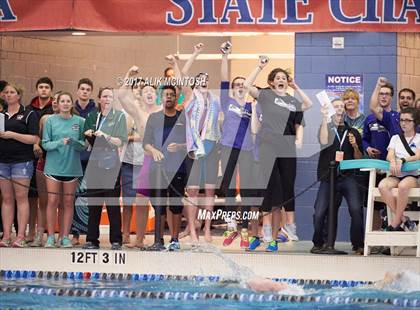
[
  {"left": 143, "top": 85, "right": 187, "bottom": 250},
  {"left": 398, "top": 88, "right": 415, "bottom": 111}
]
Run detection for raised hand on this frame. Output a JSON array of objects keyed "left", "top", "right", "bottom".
[
  {"left": 127, "top": 66, "right": 139, "bottom": 77},
  {"left": 193, "top": 43, "right": 204, "bottom": 54},
  {"left": 348, "top": 132, "right": 358, "bottom": 148},
  {"left": 287, "top": 76, "right": 297, "bottom": 90},
  {"left": 377, "top": 76, "right": 387, "bottom": 87}
]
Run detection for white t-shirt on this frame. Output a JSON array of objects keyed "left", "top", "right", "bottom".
[{"left": 387, "top": 133, "right": 420, "bottom": 177}]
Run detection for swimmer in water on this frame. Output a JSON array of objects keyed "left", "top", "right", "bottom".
[{"left": 219, "top": 276, "right": 291, "bottom": 293}]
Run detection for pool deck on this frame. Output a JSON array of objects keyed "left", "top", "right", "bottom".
[{"left": 1, "top": 234, "right": 419, "bottom": 282}]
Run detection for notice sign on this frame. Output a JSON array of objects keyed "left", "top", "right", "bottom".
[{"left": 325, "top": 74, "right": 364, "bottom": 112}]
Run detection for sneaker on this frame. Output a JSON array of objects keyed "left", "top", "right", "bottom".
[
  {"left": 310, "top": 245, "right": 324, "bottom": 254},
  {"left": 60, "top": 236, "right": 73, "bottom": 248},
  {"left": 370, "top": 246, "right": 384, "bottom": 255},
  {"left": 82, "top": 242, "right": 99, "bottom": 250},
  {"left": 282, "top": 223, "right": 299, "bottom": 241},
  {"left": 167, "top": 240, "right": 181, "bottom": 251},
  {"left": 381, "top": 247, "right": 391, "bottom": 255},
  {"left": 31, "top": 233, "right": 43, "bottom": 247},
  {"left": 44, "top": 235, "right": 56, "bottom": 248},
  {"left": 12, "top": 237, "right": 27, "bottom": 248},
  {"left": 266, "top": 240, "right": 278, "bottom": 252},
  {"left": 223, "top": 230, "right": 239, "bottom": 246},
  {"left": 248, "top": 236, "right": 261, "bottom": 251},
  {"left": 403, "top": 217, "right": 417, "bottom": 231},
  {"left": 0, "top": 238, "right": 12, "bottom": 248},
  {"left": 276, "top": 230, "right": 289, "bottom": 243},
  {"left": 353, "top": 247, "right": 364, "bottom": 255},
  {"left": 111, "top": 243, "right": 122, "bottom": 250},
  {"left": 240, "top": 229, "right": 249, "bottom": 248},
  {"left": 385, "top": 225, "right": 404, "bottom": 232}
]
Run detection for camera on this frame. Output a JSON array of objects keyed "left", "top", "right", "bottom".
[
  {"left": 260, "top": 55, "right": 269, "bottom": 64},
  {"left": 220, "top": 41, "right": 232, "bottom": 54}
]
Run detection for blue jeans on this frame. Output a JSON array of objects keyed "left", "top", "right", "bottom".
[
  {"left": 0, "top": 161, "right": 33, "bottom": 179},
  {"left": 312, "top": 176, "right": 364, "bottom": 248}
]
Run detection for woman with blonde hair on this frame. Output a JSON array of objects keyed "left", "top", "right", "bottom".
[{"left": 42, "top": 92, "right": 86, "bottom": 248}]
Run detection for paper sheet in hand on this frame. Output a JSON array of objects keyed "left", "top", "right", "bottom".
[
  {"left": 0, "top": 113, "right": 4, "bottom": 132},
  {"left": 316, "top": 91, "right": 336, "bottom": 119}
]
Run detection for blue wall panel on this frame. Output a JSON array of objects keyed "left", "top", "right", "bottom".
[{"left": 294, "top": 32, "right": 397, "bottom": 242}]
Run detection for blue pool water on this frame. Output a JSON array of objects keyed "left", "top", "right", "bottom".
[{"left": 1, "top": 274, "right": 419, "bottom": 309}]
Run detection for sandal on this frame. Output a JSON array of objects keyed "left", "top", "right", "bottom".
[
  {"left": 0, "top": 238, "right": 12, "bottom": 247},
  {"left": 12, "top": 237, "right": 27, "bottom": 248}
]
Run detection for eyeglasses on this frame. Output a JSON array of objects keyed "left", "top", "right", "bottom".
[
  {"left": 232, "top": 83, "right": 244, "bottom": 87},
  {"left": 399, "top": 119, "right": 414, "bottom": 123},
  {"left": 379, "top": 92, "right": 391, "bottom": 96}
]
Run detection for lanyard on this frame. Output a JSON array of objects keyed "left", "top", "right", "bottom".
[
  {"left": 95, "top": 113, "right": 107, "bottom": 131},
  {"left": 333, "top": 128, "right": 348, "bottom": 151}
]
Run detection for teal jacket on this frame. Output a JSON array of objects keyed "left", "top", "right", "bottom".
[{"left": 42, "top": 114, "right": 86, "bottom": 177}]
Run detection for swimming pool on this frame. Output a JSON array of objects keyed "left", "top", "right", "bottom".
[{"left": 1, "top": 271, "right": 419, "bottom": 309}]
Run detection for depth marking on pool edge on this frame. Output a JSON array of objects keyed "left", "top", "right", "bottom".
[{"left": 71, "top": 251, "right": 127, "bottom": 265}]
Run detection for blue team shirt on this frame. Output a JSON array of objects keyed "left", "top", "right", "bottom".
[
  {"left": 220, "top": 81, "right": 261, "bottom": 151},
  {"left": 362, "top": 114, "right": 391, "bottom": 160},
  {"left": 380, "top": 110, "right": 401, "bottom": 136}
]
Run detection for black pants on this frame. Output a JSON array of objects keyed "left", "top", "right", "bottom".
[
  {"left": 149, "top": 169, "right": 186, "bottom": 216},
  {"left": 259, "top": 141, "right": 296, "bottom": 212},
  {"left": 86, "top": 169, "right": 122, "bottom": 246},
  {"left": 219, "top": 146, "right": 259, "bottom": 228}
]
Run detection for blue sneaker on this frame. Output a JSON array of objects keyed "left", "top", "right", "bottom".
[
  {"left": 60, "top": 236, "right": 72, "bottom": 248},
  {"left": 276, "top": 230, "right": 289, "bottom": 243},
  {"left": 167, "top": 241, "right": 181, "bottom": 251},
  {"left": 247, "top": 237, "right": 261, "bottom": 251},
  {"left": 266, "top": 240, "right": 278, "bottom": 252},
  {"left": 44, "top": 235, "right": 55, "bottom": 248}
]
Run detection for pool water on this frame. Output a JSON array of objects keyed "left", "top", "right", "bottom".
[{"left": 1, "top": 275, "right": 419, "bottom": 309}]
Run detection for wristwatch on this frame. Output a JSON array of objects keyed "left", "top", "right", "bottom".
[{"left": 401, "top": 158, "right": 406, "bottom": 164}]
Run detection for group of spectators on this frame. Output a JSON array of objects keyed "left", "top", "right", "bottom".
[{"left": 0, "top": 42, "right": 418, "bottom": 254}]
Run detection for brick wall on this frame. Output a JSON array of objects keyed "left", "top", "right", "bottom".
[
  {"left": 294, "top": 32, "right": 397, "bottom": 241},
  {"left": 397, "top": 33, "right": 420, "bottom": 99},
  {"left": 0, "top": 34, "right": 226, "bottom": 104}
]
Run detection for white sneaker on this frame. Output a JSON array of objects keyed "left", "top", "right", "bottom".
[{"left": 282, "top": 223, "right": 299, "bottom": 241}]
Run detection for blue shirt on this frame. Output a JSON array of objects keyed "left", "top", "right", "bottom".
[
  {"left": 379, "top": 110, "right": 401, "bottom": 136},
  {"left": 220, "top": 81, "right": 261, "bottom": 151},
  {"left": 362, "top": 114, "right": 391, "bottom": 160}
]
